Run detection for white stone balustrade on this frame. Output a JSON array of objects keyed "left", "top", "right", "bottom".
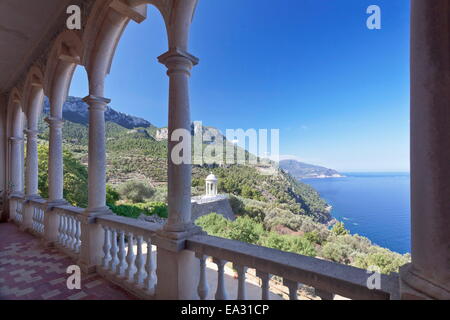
[
  {"left": 24, "top": 198, "right": 47, "bottom": 236},
  {"left": 52, "top": 205, "right": 83, "bottom": 258},
  {"left": 97, "top": 215, "right": 160, "bottom": 299},
  {"left": 15, "top": 202, "right": 23, "bottom": 224},
  {"left": 31, "top": 207, "right": 45, "bottom": 236},
  {"left": 186, "top": 234, "right": 400, "bottom": 300}
]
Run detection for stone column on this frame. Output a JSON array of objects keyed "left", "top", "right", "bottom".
[
  {"left": 78, "top": 95, "right": 111, "bottom": 273},
  {"left": 155, "top": 49, "right": 201, "bottom": 300},
  {"left": 9, "top": 137, "right": 24, "bottom": 195},
  {"left": 45, "top": 117, "right": 65, "bottom": 203},
  {"left": 400, "top": 0, "right": 450, "bottom": 300},
  {"left": 43, "top": 116, "right": 67, "bottom": 245},
  {"left": 158, "top": 48, "right": 199, "bottom": 233},
  {"left": 24, "top": 129, "right": 39, "bottom": 197},
  {"left": 8, "top": 137, "right": 24, "bottom": 222},
  {"left": 83, "top": 95, "right": 110, "bottom": 213},
  {"left": 22, "top": 129, "right": 40, "bottom": 231}
]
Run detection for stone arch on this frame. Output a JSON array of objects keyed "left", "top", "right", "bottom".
[
  {"left": 7, "top": 88, "right": 24, "bottom": 138},
  {"left": 22, "top": 66, "right": 45, "bottom": 130},
  {"left": 6, "top": 88, "right": 25, "bottom": 194},
  {"left": 44, "top": 30, "right": 84, "bottom": 117},
  {"left": 82, "top": 0, "right": 148, "bottom": 95},
  {"left": 129, "top": 0, "right": 199, "bottom": 51}
]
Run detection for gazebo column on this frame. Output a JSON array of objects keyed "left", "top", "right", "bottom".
[
  {"left": 155, "top": 49, "right": 201, "bottom": 300},
  {"left": 78, "top": 94, "right": 111, "bottom": 273},
  {"left": 400, "top": 0, "right": 450, "bottom": 300},
  {"left": 22, "top": 129, "right": 40, "bottom": 231}
]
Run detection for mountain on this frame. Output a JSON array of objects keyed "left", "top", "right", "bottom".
[
  {"left": 37, "top": 97, "right": 333, "bottom": 223},
  {"left": 43, "top": 96, "right": 153, "bottom": 129},
  {"left": 279, "top": 159, "right": 343, "bottom": 179}
]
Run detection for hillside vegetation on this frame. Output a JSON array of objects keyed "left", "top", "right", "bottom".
[{"left": 36, "top": 97, "right": 410, "bottom": 274}]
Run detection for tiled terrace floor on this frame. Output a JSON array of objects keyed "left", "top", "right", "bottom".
[{"left": 0, "top": 222, "right": 136, "bottom": 300}]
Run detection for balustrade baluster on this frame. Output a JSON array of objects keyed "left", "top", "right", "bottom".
[
  {"left": 213, "top": 258, "right": 228, "bottom": 300},
  {"left": 196, "top": 254, "right": 209, "bottom": 300},
  {"left": 125, "top": 233, "right": 135, "bottom": 281},
  {"left": 57, "top": 213, "right": 63, "bottom": 243},
  {"left": 65, "top": 216, "right": 73, "bottom": 248},
  {"left": 109, "top": 228, "right": 119, "bottom": 272},
  {"left": 256, "top": 271, "right": 270, "bottom": 300},
  {"left": 74, "top": 218, "right": 81, "bottom": 252},
  {"left": 116, "top": 231, "right": 126, "bottom": 276},
  {"left": 102, "top": 226, "right": 111, "bottom": 269},
  {"left": 62, "top": 215, "right": 68, "bottom": 247},
  {"left": 235, "top": 264, "right": 247, "bottom": 300},
  {"left": 283, "top": 279, "right": 299, "bottom": 300},
  {"left": 134, "top": 235, "right": 144, "bottom": 284},
  {"left": 144, "top": 238, "right": 156, "bottom": 292}
]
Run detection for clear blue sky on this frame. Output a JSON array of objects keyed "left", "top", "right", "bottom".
[{"left": 69, "top": 0, "right": 410, "bottom": 172}]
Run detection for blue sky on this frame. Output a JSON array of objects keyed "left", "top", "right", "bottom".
[{"left": 69, "top": 0, "right": 410, "bottom": 172}]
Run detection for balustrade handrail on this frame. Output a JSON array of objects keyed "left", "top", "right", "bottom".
[
  {"left": 9, "top": 193, "right": 24, "bottom": 200},
  {"left": 27, "top": 197, "right": 48, "bottom": 209},
  {"left": 97, "top": 215, "right": 162, "bottom": 238},
  {"left": 52, "top": 204, "right": 84, "bottom": 216},
  {"left": 186, "top": 234, "right": 400, "bottom": 300}
]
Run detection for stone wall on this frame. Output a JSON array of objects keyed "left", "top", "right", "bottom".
[{"left": 191, "top": 195, "right": 235, "bottom": 222}]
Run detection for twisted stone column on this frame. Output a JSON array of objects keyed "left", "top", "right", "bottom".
[
  {"left": 400, "top": 0, "right": 450, "bottom": 300},
  {"left": 45, "top": 117, "right": 65, "bottom": 203}
]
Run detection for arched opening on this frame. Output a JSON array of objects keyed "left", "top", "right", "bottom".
[{"left": 85, "top": 5, "right": 170, "bottom": 218}]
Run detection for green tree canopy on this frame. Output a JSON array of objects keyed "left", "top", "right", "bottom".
[{"left": 38, "top": 144, "right": 88, "bottom": 208}]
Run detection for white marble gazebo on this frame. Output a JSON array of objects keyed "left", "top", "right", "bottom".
[{"left": 205, "top": 173, "right": 218, "bottom": 197}]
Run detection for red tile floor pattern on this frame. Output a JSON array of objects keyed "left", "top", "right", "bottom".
[{"left": 0, "top": 222, "right": 136, "bottom": 300}]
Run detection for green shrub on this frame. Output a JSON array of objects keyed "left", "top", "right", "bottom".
[
  {"left": 135, "top": 201, "right": 168, "bottom": 218},
  {"left": 118, "top": 180, "right": 155, "bottom": 203},
  {"left": 196, "top": 213, "right": 232, "bottom": 238},
  {"left": 331, "top": 221, "right": 350, "bottom": 236},
  {"left": 106, "top": 185, "right": 120, "bottom": 206},
  {"left": 228, "top": 216, "right": 264, "bottom": 244},
  {"left": 38, "top": 144, "right": 88, "bottom": 208},
  {"left": 353, "top": 247, "right": 411, "bottom": 274}
]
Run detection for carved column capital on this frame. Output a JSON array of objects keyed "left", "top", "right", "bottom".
[
  {"left": 9, "top": 136, "right": 24, "bottom": 144},
  {"left": 158, "top": 48, "right": 199, "bottom": 76},
  {"left": 24, "top": 129, "right": 39, "bottom": 138},
  {"left": 83, "top": 95, "right": 111, "bottom": 111},
  {"left": 44, "top": 117, "right": 64, "bottom": 128}
]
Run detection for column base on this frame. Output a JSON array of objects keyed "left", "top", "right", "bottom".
[
  {"left": 399, "top": 264, "right": 450, "bottom": 300},
  {"left": 78, "top": 207, "right": 113, "bottom": 274}
]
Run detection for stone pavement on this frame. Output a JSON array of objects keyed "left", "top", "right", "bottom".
[{"left": 0, "top": 222, "right": 136, "bottom": 300}]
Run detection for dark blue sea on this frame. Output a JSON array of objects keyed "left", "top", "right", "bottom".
[{"left": 303, "top": 173, "right": 411, "bottom": 254}]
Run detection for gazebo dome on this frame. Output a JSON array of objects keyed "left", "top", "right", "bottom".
[{"left": 205, "top": 173, "right": 218, "bottom": 182}]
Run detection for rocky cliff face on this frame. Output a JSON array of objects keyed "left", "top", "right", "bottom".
[{"left": 43, "top": 96, "right": 153, "bottom": 129}]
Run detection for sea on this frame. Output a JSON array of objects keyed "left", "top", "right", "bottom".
[{"left": 302, "top": 172, "right": 411, "bottom": 254}]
